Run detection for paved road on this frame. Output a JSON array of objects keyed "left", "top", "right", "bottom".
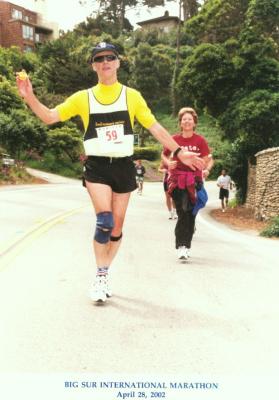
[{"left": 0, "top": 171, "right": 278, "bottom": 391}]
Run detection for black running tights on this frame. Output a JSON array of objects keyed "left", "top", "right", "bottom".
[{"left": 172, "top": 188, "right": 196, "bottom": 249}]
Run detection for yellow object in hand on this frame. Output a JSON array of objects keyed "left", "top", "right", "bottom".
[{"left": 18, "top": 70, "right": 28, "bottom": 80}]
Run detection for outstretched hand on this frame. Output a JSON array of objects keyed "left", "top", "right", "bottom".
[
  {"left": 16, "top": 72, "right": 33, "bottom": 100},
  {"left": 167, "top": 160, "right": 178, "bottom": 170},
  {"left": 178, "top": 150, "right": 205, "bottom": 171}
]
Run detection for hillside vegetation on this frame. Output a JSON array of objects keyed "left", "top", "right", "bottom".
[{"left": 0, "top": 0, "right": 278, "bottom": 202}]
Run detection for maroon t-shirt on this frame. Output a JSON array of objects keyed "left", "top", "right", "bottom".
[{"left": 163, "top": 132, "right": 210, "bottom": 175}]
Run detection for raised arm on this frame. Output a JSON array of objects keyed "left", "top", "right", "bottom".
[{"left": 16, "top": 74, "right": 60, "bottom": 125}]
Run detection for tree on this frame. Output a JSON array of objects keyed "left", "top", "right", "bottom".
[
  {"left": 80, "top": 0, "right": 168, "bottom": 34},
  {"left": 0, "top": 77, "right": 24, "bottom": 113},
  {"left": 36, "top": 34, "right": 97, "bottom": 95},
  {"left": 222, "top": 89, "right": 279, "bottom": 202},
  {"left": 132, "top": 28, "right": 168, "bottom": 47},
  {"left": 129, "top": 43, "right": 173, "bottom": 108},
  {"left": 0, "top": 110, "right": 47, "bottom": 159},
  {"left": 47, "top": 126, "right": 83, "bottom": 162},
  {"left": 74, "top": 12, "right": 133, "bottom": 37},
  {"left": 245, "top": 0, "right": 279, "bottom": 44},
  {"left": 96, "top": 0, "right": 135, "bottom": 33},
  {"left": 182, "top": 0, "right": 200, "bottom": 21},
  {"left": 176, "top": 43, "right": 236, "bottom": 116},
  {"left": 0, "top": 46, "right": 38, "bottom": 80},
  {"left": 185, "top": 0, "right": 250, "bottom": 44},
  {"left": 220, "top": 90, "right": 279, "bottom": 147},
  {"left": 128, "top": 43, "right": 174, "bottom": 144}
]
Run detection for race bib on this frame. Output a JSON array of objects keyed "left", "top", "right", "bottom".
[{"left": 96, "top": 124, "right": 124, "bottom": 151}]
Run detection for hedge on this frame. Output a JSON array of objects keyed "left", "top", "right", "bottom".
[{"left": 133, "top": 146, "right": 161, "bottom": 161}]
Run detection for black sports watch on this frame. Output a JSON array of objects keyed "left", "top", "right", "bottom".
[{"left": 173, "top": 147, "right": 182, "bottom": 157}]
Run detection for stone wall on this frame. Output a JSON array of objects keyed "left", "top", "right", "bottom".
[
  {"left": 245, "top": 162, "right": 256, "bottom": 209},
  {"left": 246, "top": 147, "right": 279, "bottom": 220}
]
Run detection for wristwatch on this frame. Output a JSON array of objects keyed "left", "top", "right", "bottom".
[{"left": 173, "top": 147, "right": 182, "bottom": 157}]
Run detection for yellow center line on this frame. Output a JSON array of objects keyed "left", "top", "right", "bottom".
[{"left": 0, "top": 204, "right": 90, "bottom": 271}]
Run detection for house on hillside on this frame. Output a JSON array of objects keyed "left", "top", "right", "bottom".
[
  {"left": 0, "top": 0, "right": 59, "bottom": 51},
  {"left": 137, "top": 11, "right": 181, "bottom": 33}
]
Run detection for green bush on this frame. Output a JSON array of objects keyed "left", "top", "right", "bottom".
[
  {"left": 25, "top": 151, "right": 83, "bottom": 179},
  {"left": 133, "top": 146, "right": 160, "bottom": 161},
  {"left": 0, "top": 109, "right": 48, "bottom": 159},
  {"left": 0, "top": 164, "right": 35, "bottom": 184},
  {"left": 260, "top": 216, "right": 279, "bottom": 238},
  {"left": 228, "top": 198, "right": 238, "bottom": 208}
]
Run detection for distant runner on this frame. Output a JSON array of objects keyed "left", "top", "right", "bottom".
[
  {"left": 217, "top": 169, "right": 232, "bottom": 212},
  {"left": 135, "top": 159, "right": 146, "bottom": 195}
]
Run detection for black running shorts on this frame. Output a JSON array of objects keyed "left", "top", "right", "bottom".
[
  {"left": 219, "top": 188, "right": 229, "bottom": 200},
  {"left": 84, "top": 156, "right": 137, "bottom": 193}
]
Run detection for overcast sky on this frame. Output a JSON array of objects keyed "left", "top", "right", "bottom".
[{"left": 11, "top": 0, "right": 179, "bottom": 31}]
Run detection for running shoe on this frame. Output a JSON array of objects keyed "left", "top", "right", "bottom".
[
  {"left": 177, "top": 246, "right": 188, "bottom": 261},
  {"left": 90, "top": 275, "right": 112, "bottom": 302},
  {"left": 105, "top": 277, "right": 112, "bottom": 298},
  {"left": 169, "top": 210, "right": 177, "bottom": 219}
]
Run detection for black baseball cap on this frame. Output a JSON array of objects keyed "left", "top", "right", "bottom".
[{"left": 90, "top": 42, "right": 119, "bottom": 62}]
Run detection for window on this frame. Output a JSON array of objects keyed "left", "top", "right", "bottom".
[
  {"left": 12, "top": 8, "right": 23, "bottom": 20},
  {"left": 35, "top": 33, "right": 40, "bottom": 42},
  {"left": 22, "top": 25, "right": 34, "bottom": 41},
  {"left": 23, "top": 15, "right": 29, "bottom": 22}
]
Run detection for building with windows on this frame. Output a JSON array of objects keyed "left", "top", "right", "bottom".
[
  {"left": 137, "top": 11, "right": 181, "bottom": 33},
  {"left": 0, "top": 1, "right": 59, "bottom": 51}
]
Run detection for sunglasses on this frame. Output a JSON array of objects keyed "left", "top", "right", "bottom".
[{"left": 93, "top": 54, "right": 118, "bottom": 63}]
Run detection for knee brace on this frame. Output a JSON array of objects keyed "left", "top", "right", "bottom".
[
  {"left": 110, "top": 232, "right": 123, "bottom": 242},
  {"left": 94, "top": 211, "right": 114, "bottom": 244}
]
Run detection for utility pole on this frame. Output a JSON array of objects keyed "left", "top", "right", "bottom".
[
  {"left": 119, "top": 0, "right": 125, "bottom": 32},
  {"left": 171, "top": 0, "right": 182, "bottom": 116}
]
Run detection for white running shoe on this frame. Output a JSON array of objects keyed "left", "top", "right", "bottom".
[
  {"left": 169, "top": 210, "right": 177, "bottom": 220},
  {"left": 177, "top": 246, "right": 188, "bottom": 261},
  {"left": 105, "top": 278, "right": 112, "bottom": 298},
  {"left": 90, "top": 275, "right": 112, "bottom": 302}
]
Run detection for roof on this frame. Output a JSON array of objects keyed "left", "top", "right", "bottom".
[{"left": 137, "top": 13, "right": 181, "bottom": 26}]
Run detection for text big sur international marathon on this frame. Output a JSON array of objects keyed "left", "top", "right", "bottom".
[{"left": 64, "top": 380, "right": 219, "bottom": 390}]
